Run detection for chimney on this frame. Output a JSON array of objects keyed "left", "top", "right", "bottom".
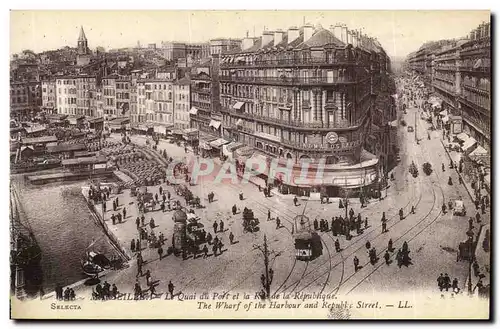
[
  {"left": 274, "top": 29, "right": 284, "bottom": 46},
  {"left": 352, "top": 31, "right": 358, "bottom": 48},
  {"left": 347, "top": 30, "right": 353, "bottom": 45},
  {"left": 262, "top": 30, "right": 274, "bottom": 46},
  {"left": 331, "top": 23, "right": 343, "bottom": 41},
  {"left": 341, "top": 25, "right": 348, "bottom": 44},
  {"left": 288, "top": 26, "right": 299, "bottom": 42},
  {"left": 242, "top": 37, "right": 254, "bottom": 50},
  {"left": 303, "top": 24, "right": 314, "bottom": 42}
]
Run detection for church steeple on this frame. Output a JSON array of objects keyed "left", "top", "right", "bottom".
[
  {"left": 78, "top": 26, "right": 87, "bottom": 42},
  {"left": 77, "top": 26, "right": 89, "bottom": 55}
]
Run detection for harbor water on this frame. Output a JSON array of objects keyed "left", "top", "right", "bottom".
[{"left": 11, "top": 174, "right": 117, "bottom": 293}]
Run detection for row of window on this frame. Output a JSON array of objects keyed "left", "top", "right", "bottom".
[{"left": 462, "top": 89, "right": 490, "bottom": 110}]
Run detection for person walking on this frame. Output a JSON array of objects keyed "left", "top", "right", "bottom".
[
  {"left": 276, "top": 217, "right": 281, "bottom": 229},
  {"left": 353, "top": 256, "right": 359, "bottom": 272},
  {"left": 335, "top": 239, "right": 341, "bottom": 252},
  {"left": 267, "top": 209, "right": 271, "bottom": 221},
  {"left": 203, "top": 245, "right": 209, "bottom": 258},
  {"left": 384, "top": 251, "right": 391, "bottom": 265},
  {"left": 452, "top": 278, "right": 460, "bottom": 294},
  {"left": 229, "top": 232, "right": 234, "bottom": 244},
  {"left": 213, "top": 221, "right": 218, "bottom": 234},
  {"left": 123, "top": 207, "right": 127, "bottom": 219},
  {"left": 219, "top": 220, "right": 224, "bottom": 232},
  {"left": 136, "top": 217, "right": 140, "bottom": 228},
  {"left": 145, "top": 269, "right": 151, "bottom": 285},
  {"left": 158, "top": 245, "right": 163, "bottom": 260},
  {"left": 382, "top": 221, "right": 388, "bottom": 233}
]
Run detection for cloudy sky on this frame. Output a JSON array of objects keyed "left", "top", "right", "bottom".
[{"left": 10, "top": 10, "right": 490, "bottom": 59}]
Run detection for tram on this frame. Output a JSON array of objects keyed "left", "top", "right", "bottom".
[{"left": 293, "top": 214, "right": 322, "bottom": 261}]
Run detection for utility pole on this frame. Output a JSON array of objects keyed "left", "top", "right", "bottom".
[{"left": 254, "top": 235, "right": 281, "bottom": 299}]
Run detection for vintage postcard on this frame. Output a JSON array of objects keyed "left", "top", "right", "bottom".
[{"left": 9, "top": 10, "right": 491, "bottom": 319}]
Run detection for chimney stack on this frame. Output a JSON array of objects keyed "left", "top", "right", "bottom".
[
  {"left": 341, "top": 25, "right": 348, "bottom": 44},
  {"left": 331, "top": 23, "right": 343, "bottom": 41},
  {"left": 352, "top": 31, "right": 358, "bottom": 48},
  {"left": 262, "top": 30, "right": 274, "bottom": 46},
  {"left": 288, "top": 26, "right": 299, "bottom": 42},
  {"left": 347, "top": 30, "right": 353, "bottom": 45},
  {"left": 274, "top": 29, "right": 284, "bottom": 46},
  {"left": 242, "top": 37, "right": 254, "bottom": 50},
  {"left": 303, "top": 24, "right": 314, "bottom": 42}
]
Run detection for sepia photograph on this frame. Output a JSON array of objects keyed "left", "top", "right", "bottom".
[{"left": 8, "top": 9, "right": 491, "bottom": 320}]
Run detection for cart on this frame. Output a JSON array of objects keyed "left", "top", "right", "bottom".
[{"left": 453, "top": 200, "right": 466, "bottom": 216}]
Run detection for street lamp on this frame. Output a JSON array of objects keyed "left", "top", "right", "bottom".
[{"left": 466, "top": 229, "right": 475, "bottom": 296}]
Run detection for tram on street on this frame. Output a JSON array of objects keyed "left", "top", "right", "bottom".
[{"left": 293, "top": 215, "right": 322, "bottom": 261}]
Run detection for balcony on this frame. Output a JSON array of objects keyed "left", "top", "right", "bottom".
[
  {"left": 458, "top": 65, "right": 490, "bottom": 74},
  {"left": 280, "top": 139, "right": 362, "bottom": 153},
  {"left": 219, "top": 75, "right": 363, "bottom": 86},
  {"left": 462, "top": 84, "right": 490, "bottom": 96},
  {"left": 221, "top": 57, "right": 359, "bottom": 68},
  {"left": 434, "top": 75, "right": 455, "bottom": 84},
  {"left": 191, "top": 87, "right": 211, "bottom": 95},
  {"left": 220, "top": 107, "right": 359, "bottom": 131},
  {"left": 434, "top": 64, "right": 456, "bottom": 71}
]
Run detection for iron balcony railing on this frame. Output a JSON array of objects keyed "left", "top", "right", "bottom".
[
  {"left": 219, "top": 75, "right": 360, "bottom": 85},
  {"left": 221, "top": 107, "right": 356, "bottom": 129},
  {"left": 221, "top": 57, "right": 358, "bottom": 68}
]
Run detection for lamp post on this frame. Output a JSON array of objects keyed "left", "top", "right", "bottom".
[{"left": 466, "top": 228, "right": 475, "bottom": 296}]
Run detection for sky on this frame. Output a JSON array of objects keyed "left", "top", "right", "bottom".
[{"left": 10, "top": 10, "right": 490, "bottom": 59}]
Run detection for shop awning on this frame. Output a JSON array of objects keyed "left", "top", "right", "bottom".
[
  {"left": 226, "top": 141, "right": 244, "bottom": 152},
  {"left": 189, "top": 107, "right": 198, "bottom": 115},
  {"left": 461, "top": 137, "right": 477, "bottom": 152},
  {"left": 154, "top": 126, "right": 166, "bottom": 134},
  {"left": 468, "top": 145, "right": 488, "bottom": 160},
  {"left": 209, "top": 138, "right": 230, "bottom": 148},
  {"left": 233, "top": 102, "right": 245, "bottom": 110},
  {"left": 199, "top": 142, "right": 212, "bottom": 150},
  {"left": 456, "top": 132, "right": 469, "bottom": 141},
  {"left": 209, "top": 120, "right": 222, "bottom": 129}
]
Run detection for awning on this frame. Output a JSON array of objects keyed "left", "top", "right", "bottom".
[
  {"left": 189, "top": 107, "right": 198, "bottom": 115},
  {"left": 154, "top": 126, "right": 166, "bottom": 134},
  {"left": 209, "top": 120, "right": 221, "bottom": 129},
  {"left": 439, "top": 110, "right": 448, "bottom": 116},
  {"left": 456, "top": 132, "right": 469, "bottom": 141},
  {"left": 468, "top": 145, "right": 488, "bottom": 160},
  {"left": 233, "top": 102, "right": 245, "bottom": 110},
  {"left": 209, "top": 138, "right": 230, "bottom": 148},
  {"left": 225, "top": 141, "right": 244, "bottom": 152},
  {"left": 135, "top": 125, "right": 148, "bottom": 132},
  {"left": 461, "top": 137, "right": 477, "bottom": 152}
]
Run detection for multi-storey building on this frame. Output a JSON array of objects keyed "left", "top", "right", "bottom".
[
  {"left": 407, "top": 21, "right": 491, "bottom": 153},
  {"left": 129, "top": 78, "right": 139, "bottom": 123},
  {"left": 173, "top": 77, "right": 191, "bottom": 129},
  {"left": 457, "top": 22, "right": 491, "bottom": 150},
  {"left": 55, "top": 77, "right": 77, "bottom": 116},
  {"left": 210, "top": 38, "right": 242, "bottom": 56},
  {"left": 10, "top": 81, "right": 42, "bottom": 119},
  {"left": 190, "top": 68, "right": 215, "bottom": 133},
  {"left": 137, "top": 79, "right": 174, "bottom": 133},
  {"left": 218, "top": 24, "right": 390, "bottom": 196},
  {"left": 102, "top": 75, "right": 117, "bottom": 118},
  {"left": 75, "top": 75, "right": 97, "bottom": 117},
  {"left": 116, "top": 77, "right": 131, "bottom": 117},
  {"left": 42, "top": 80, "right": 57, "bottom": 112},
  {"left": 162, "top": 42, "right": 188, "bottom": 62}
]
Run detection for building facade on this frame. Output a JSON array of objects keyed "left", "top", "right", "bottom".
[
  {"left": 218, "top": 24, "right": 391, "bottom": 195},
  {"left": 10, "top": 81, "right": 42, "bottom": 119},
  {"left": 210, "top": 38, "right": 242, "bottom": 56},
  {"left": 137, "top": 79, "right": 174, "bottom": 131},
  {"left": 42, "top": 80, "right": 57, "bottom": 112},
  {"left": 55, "top": 77, "right": 77, "bottom": 116},
  {"left": 173, "top": 77, "right": 191, "bottom": 129},
  {"left": 75, "top": 76, "right": 97, "bottom": 117}
]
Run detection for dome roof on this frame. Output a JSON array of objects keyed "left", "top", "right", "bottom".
[{"left": 172, "top": 209, "right": 187, "bottom": 223}]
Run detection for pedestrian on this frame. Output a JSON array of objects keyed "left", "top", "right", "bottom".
[
  {"left": 103, "top": 201, "right": 106, "bottom": 213},
  {"left": 365, "top": 241, "right": 371, "bottom": 250},
  {"left": 155, "top": 193, "right": 159, "bottom": 202},
  {"left": 384, "top": 251, "right": 390, "bottom": 265},
  {"left": 131, "top": 239, "right": 135, "bottom": 252},
  {"left": 388, "top": 239, "right": 393, "bottom": 251},
  {"left": 267, "top": 209, "right": 271, "bottom": 221},
  {"left": 411, "top": 205, "right": 415, "bottom": 214},
  {"left": 219, "top": 220, "right": 224, "bottom": 232},
  {"left": 212, "top": 243, "right": 218, "bottom": 257},
  {"left": 232, "top": 204, "right": 237, "bottom": 215},
  {"left": 276, "top": 217, "right": 281, "bottom": 229},
  {"left": 441, "top": 273, "right": 451, "bottom": 291},
  {"left": 476, "top": 212, "right": 481, "bottom": 223},
  {"left": 218, "top": 240, "right": 223, "bottom": 254},
  {"left": 396, "top": 249, "right": 403, "bottom": 268},
  {"left": 473, "top": 260, "right": 480, "bottom": 277},
  {"left": 203, "top": 245, "right": 209, "bottom": 258},
  {"left": 381, "top": 212, "right": 386, "bottom": 222},
  {"left": 136, "top": 217, "right": 140, "bottom": 228},
  {"left": 365, "top": 218, "right": 368, "bottom": 229},
  {"left": 452, "top": 278, "right": 460, "bottom": 294},
  {"left": 123, "top": 207, "right": 127, "bottom": 219},
  {"left": 134, "top": 280, "right": 142, "bottom": 299},
  {"left": 141, "top": 215, "right": 145, "bottom": 226},
  {"left": 313, "top": 218, "right": 318, "bottom": 230},
  {"left": 293, "top": 195, "right": 298, "bottom": 206},
  {"left": 117, "top": 212, "right": 122, "bottom": 223},
  {"left": 382, "top": 221, "right": 387, "bottom": 233},
  {"left": 229, "top": 232, "right": 234, "bottom": 244},
  {"left": 335, "top": 239, "right": 341, "bottom": 252},
  {"left": 159, "top": 186, "right": 163, "bottom": 195},
  {"left": 145, "top": 269, "right": 151, "bottom": 285},
  {"left": 136, "top": 261, "right": 143, "bottom": 277},
  {"left": 353, "top": 256, "right": 359, "bottom": 272},
  {"left": 112, "top": 284, "right": 118, "bottom": 299},
  {"left": 112, "top": 214, "right": 116, "bottom": 225},
  {"left": 150, "top": 218, "right": 155, "bottom": 229},
  {"left": 158, "top": 245, "right": 163, "bottom": 260},
  {"left": 213, "top": 221, "right": 218, "bottom": 233},
  {"left": 69, "top": 289, "right": 75, "bottom": 301}
]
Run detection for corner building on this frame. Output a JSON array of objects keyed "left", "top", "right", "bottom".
[{"left": 219, "top": 25, "right": 388, "bottom": 196}]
